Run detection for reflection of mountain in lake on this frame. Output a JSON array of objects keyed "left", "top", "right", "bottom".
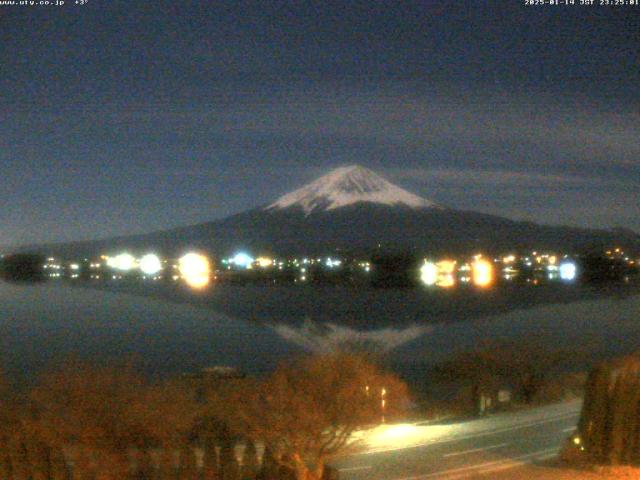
[
  {"left": 0, "top": 282, "right": 299, "bottom": 382},
  {"left": 271, "top": 318, "right": 431, "bottom": 353},
  {"left": 81, "top": 281, "right": 640, "bottom": 332}
]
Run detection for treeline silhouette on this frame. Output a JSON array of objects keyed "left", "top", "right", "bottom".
[
  {"left": 368, "top": 251, "right": 638, "bottom": 289},
  {"left": 0, "top": 254, "right": 45, "bottom": 282},
  {"left": 0, "top": 353, "right": 408, "bottom": 480}
]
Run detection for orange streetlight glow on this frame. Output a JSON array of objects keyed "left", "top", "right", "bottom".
[
  {"left": 436, "top": 260, "right": 456, "bottom": 288},
  {"left": 472, "top": 258, "right": 494, "bottom": 287},
  {"left": 256, "top": 257, "right": 273, "bottom": 268},
  {"left": 178, "top": 252, "right": 211, "bottom": 289}
]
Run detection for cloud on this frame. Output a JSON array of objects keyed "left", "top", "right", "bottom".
[
  {"left": 388, "top": 168, "right": 638, "bottom": 191},
  {"left": 188, "top": 87, "right": 640, "bottom": 170},
  {"left": 382, "top": 165, "right": 640, "bottom": 231}
]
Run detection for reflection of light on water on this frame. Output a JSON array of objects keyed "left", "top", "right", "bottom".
[
  {"left": 179, "top": 253, "right": 211, "bottom": 289},
  {"left": 271, "top": 318, "right": 431, "bottom": 353}
]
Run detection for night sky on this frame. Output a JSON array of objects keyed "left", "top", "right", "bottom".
[{"left": 1, "top": 0, "right": 638, "bottom": 246}]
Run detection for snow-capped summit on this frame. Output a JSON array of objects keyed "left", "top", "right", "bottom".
[{"left": 266, "top": 165, "right": 437, "bottom": 215}]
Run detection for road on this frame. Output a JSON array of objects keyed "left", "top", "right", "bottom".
[{"left": 332, "top": 400, "right": 582, "bottom": 480}]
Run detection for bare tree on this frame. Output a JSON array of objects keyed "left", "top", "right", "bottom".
[
  {"left": 238, "top": 352, "right": 409, "bottom": 480},
  {"left": 0, "top": 355, "right": 408, "bottom": 480},
  {"left": 433, "top": 339, "right": 582, "bottom": 405},
  {"left": 28, "top": 360, "right": 199, "bottom": 479}
]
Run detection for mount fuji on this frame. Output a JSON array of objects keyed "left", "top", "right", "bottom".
[
  {"left": 21, "top": 165, "right": 640, "bottom": 258},
  {"left": 266, "top": 165, "right": 437, "bottom": 215}
]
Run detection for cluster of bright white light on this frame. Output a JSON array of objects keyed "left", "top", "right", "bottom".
[
  {"left": 179, "top": 252, "right": 211, "bottom": 289},
  {"left": 420, "top": 258, "right": 495, "bottom": 288},
  {"left": 139, "top": 254, "right": 162, "bottom": 275},
  {"left": 109, "top": 253, "right": 136, "bottom": 271},
  {"left": 230, "top": 252, "right": 254, "bottom": 269},
  {"left": 326, "top": 258, "right": 342, "bottom": 268},
  {"left": 419, "top": 260, "right": 457, "bottom": 288},
  {"left": 559, "top": 261, "right": 577, "bottom": 281},
  {"left": 419, "top": 261, "right": 438, "bottom": 286}
]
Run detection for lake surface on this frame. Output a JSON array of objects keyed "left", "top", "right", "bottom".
[
  {"left": 0, "top": 282, "right": 299, "bottom": 382},
  {"left": 0, "top": 281, "right": 639, "bottom": 384}
]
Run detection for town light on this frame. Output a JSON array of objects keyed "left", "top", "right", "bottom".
[
  {"left": 326, "top": 258, "right": 342, "bottom": 268},
  {"left": 111, "top": 253, "right": 136, "bottom": 271},
  {"left": 502, "top": 254, "right": 516, "bottom": 264},
  {"left": 436, "top": 260, "right": 456, "bottom": 288},
  {"left": 472, "top": 258, "right": 494, "bottom": 287},
  {"left": 179, "top": 253, "right": 211, "bottom": 289},
  {"left": 139, "top": 254, "right": 162, "bottom": 275},
  {"left": 559, "top": 261, "right": 577, "bottom": 281},
  {"left": 419, "top": 261, "right": 438, "bottom": 286},
  {"left": 231, "top": 252, "right": 254, "bottom": 269},
  {"left": 256, "top": 257, "right": 273, "bottom": 268}
]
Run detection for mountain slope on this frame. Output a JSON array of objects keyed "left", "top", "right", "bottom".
[{"left": 14, "top": 166, "right": 640, "bottom": 258}]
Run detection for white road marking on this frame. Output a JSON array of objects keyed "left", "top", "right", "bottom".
[
  {"left": 395, "top": 447, "right": 559, "bottom": 480},
  {"left": 339, "top": 465, "right": 373, "bottom": 472},
  {"left": 562, "top": 426, "right": 577, "bottom": 433},
  {"left": 443, "top": 442, "right": 509, "bottom": 458}
]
